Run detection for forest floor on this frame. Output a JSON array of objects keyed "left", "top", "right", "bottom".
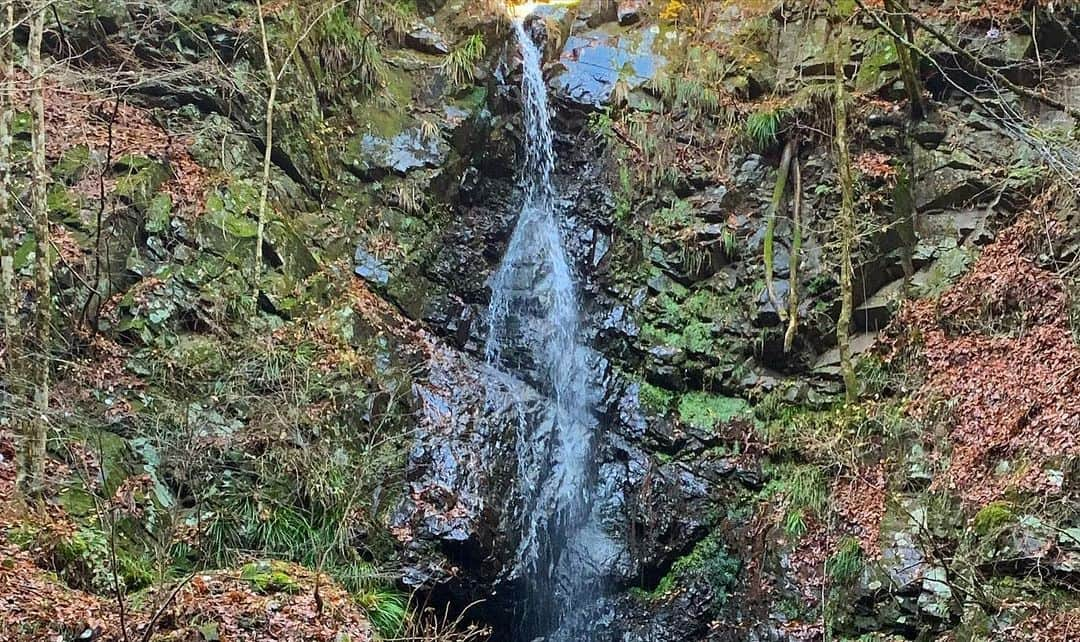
[{"left": 0, "top": 436, "right": 374, "bottom": 642}]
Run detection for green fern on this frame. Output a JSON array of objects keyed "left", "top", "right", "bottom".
[
  {"left": 379, "top": 0, "right": 417, "bottom": 37},
  {"left": 442, "top": 34, "right": 486, "bottom": 86},
  {"left": 721, "top": 228, "right": 738, "bottom": 259},
  {"left": 357, "top": 35, "right": 389, "bottom": 93},
  {"left": 765, "top": 463, "right": 828, "bottom": 517}
]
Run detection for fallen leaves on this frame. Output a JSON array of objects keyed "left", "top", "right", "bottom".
[
  {"left": 11, "top": 71, "right": 213, "bottom": 213},
  {"left": 894, "top": 214, "right": 1080, "bottom": 504},
  {"left": 854, "top": 151, "right": 897, "bottom": 181}
]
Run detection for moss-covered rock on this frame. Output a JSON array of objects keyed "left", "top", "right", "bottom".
[
  {"left": 240, "top": 560, "right": 302, "bottom": 594},
  {"left": 677, "top": 392, "right": 750, "bottom": 430}
]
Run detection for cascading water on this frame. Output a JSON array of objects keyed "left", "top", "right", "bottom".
[{"left": 485, "top": 17, "right": 603, "bottom": 640}]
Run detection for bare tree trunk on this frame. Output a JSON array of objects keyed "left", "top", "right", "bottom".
[
  {"left": 884, "top": 0, "right": 925, "bottom": 120},
  {"left": 254, "top": 0, "right": 277, "bottom": 297},
  {"left": 17, "top": 1, "right": 50, "bottom": 498},
  {"left": 764, "top": 138, "right": 796, "bottom": 323},
  {"left": 784, "top": 149, "right": 802, "bottom": 353},
  {"left": 833, "top": 21, "right": 858, "bottom": 403},
  {"left": 1, "top": 0, "right": 15, "bottom": 361}
]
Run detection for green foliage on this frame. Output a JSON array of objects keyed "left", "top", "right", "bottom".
[
  {"left": 720, "top": 227, "right": 738, "bottom": 260},
  {"left": 855, "top": 354, "right": 893, "bottom": 397},
  {"left": 357, "top": 35, "right": 389, "bottom": 94},
  {"left": 764, "top": 463, "right": 828, "bottom": 523},
  {"left": 24, "top": 523, "right": 156, "bottom": 595},
  {"left": 356, "top": 586, "right": 409, "bottom": 638},
  {"left": 757, "top": 401, "right": 903, "bottom": 471},
  {"left": 745, "top": 106, "right": 788, "bottom": 150},
  {"left": 827, "top": 537, "right": 864, "bottom": 583},
  {"left": 653, "top": 198, "right": 693, "bottom": 231},
  {"left": 379, "top": 0, "right": 418, "bottom": 37},
  {"left": 615, "top": 164, "right": 634, "bottom": 221},
  {"left": 442, "top": 34, "right": 486, "bottom": 86},
  {"left": 639, "top": 380, "right": 675, "bottom": 414},
  {"left": 315, "top": 6, "right": 366, "bottom": 74},
  {"left": 678, "top": 392, "right": 750, "bottom": 430},
  {"left": 588, "top": 108, "right": 616, "bottom": 143},
  {"left": 1006, "top": 161, "right": 1045, "bottom": 188},
  {"left": 646, "top": 534, "right": 740, "bottom": 611},
  {"left": 753, "top": 389, "right": 787, "bottom": 423},
  {"left": 784, "top": 508, "right": 808, "bottom": 538},
  {"left": 650, "top": 45, "right": 732, "bottom": 118}
]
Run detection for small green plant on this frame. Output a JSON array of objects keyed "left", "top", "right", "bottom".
[
  {"left": 764, "top": 463, "right": 828, "bottom": 520},
  {"left": 614, "top": 164, "right": 634, "bottom": 221},
  {"left": 855, "top": 354, "right": 893, "bottom": 397},
  {"left": 442, "top": 34, "right": 486, "bottom": 86},
  {"left": 357, "top": 36, "right": 389, "bottom": 92},
  {"left": 646, "top": 534, "right": 740, "bottom": 611},
  {"left": 753, "top": 389, "right": 786, "bottom": 423},
  {"left": 356, "top": 586, "right": 409, "bottom": 638},
  {"left": 380, "top": 0, "right": 418, "bottom": 37},
  {"left": 48, "top": 524, "right": 154, "bottom": 594},
  {"left": 784, "top": 508, "right": 808, "bottom": 538},
  {"left": 827, "top": 537, "right": 864, "bottom": 583},
  {"left": 745, "top": 107, "right": 787, "bottom": 149},
  {"left": 677, "top": 392, "right": 750, "bottom": 431},
  {"left": 1006, "top": 161, "right": 1044, "bottom": 188},
  {"left": 639, "top": 380, "right": 675, "bottom": 414},
  {"left": 720, "top": 228, "right": 738, "bottom": 260},
  {"left": 588, "top": 107, "right": 616, "bottom": 143}
]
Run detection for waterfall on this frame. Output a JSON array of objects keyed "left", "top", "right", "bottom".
[{"left": 485, "top": 18, "right": 602, "bottom": 640}]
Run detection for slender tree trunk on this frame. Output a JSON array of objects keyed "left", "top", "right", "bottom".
[
  {"left": 1, "top": 0, "right": 15, "bottom": 354},
  {"left": 764, "top": 138, "right": 796, "bottom": 322},
  {"left": 884, "top": 0, "right": 925, "bottom": 120},
  {"left": 833, "top": 21, "right": 858, "bottom": 403},
  {"left": 254, "top": 0, "right": 276, "bottom": 296},
  {"left": 784, "top": 149, "right": 802, "bottom": 353},
  {"left": 0, "top": 0, "right": 17, "bottom": 484},
  {"left": 18, "top": 1, "right": 49, "bottom": 498}
]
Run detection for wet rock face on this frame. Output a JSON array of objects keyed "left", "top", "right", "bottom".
[
  {"left": 344, "top": 127, "right": 450, "bottom": 178},
  {"left": 379, "top": 28, "right": 757, "bottom": 634},
  {"left": 391, "top": 347, "right": 544, "bottom": 592},
  {"left": 365, "top": 5, "right": 1078, "bottom": 638},
  {"left": 552, "top": 23, "right": 668, "bottom": 106}
]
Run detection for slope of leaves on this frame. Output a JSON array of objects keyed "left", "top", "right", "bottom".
[
  {"left": 894, "top": 213, "right": 1079, "bottom": 504},
  {"left": 11, "top": 70, "right": 212, "bottom": 212}
]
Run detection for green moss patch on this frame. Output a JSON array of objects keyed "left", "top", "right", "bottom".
[
  {"left": 241, "top": 560, "right": 302, "bottom": 594},
  {"left": 677, "top": 392, "right": 750, "bottom": 430}
]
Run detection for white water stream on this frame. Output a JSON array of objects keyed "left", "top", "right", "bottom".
[{"left": 484, "top": 18, "right": 603, "bottom": 640}]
